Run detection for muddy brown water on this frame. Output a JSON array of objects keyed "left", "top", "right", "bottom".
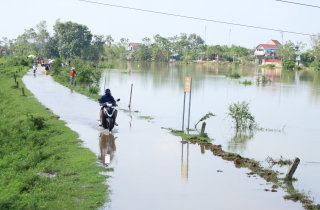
[{"left": 22, "top": 62, "right": 320, "bottom": 209}]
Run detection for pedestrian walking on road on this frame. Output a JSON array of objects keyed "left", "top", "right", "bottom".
[{"left": 70, "top": 67, "right": 76, "bottom": 87}]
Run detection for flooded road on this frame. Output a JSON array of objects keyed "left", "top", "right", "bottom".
[{"left": 22, "top": 62, "right": 319, "bottom": 209}]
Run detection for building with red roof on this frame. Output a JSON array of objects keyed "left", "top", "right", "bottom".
[
  {"left": 129, "top": 43, "right": 142, "bottom": 51},
  {"left": 254, "top": 40, "right": 281, "bottom": 58}
]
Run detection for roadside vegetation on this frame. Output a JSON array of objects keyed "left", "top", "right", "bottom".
[
  {"left": 0, "top": 56, "right": 111, "bottom": 209},
  {"left": 51, "top": 58, "right": 102, "bottom": 100}
]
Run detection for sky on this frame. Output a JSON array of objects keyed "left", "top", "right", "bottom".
[{"left": 1, "top": 0, "right": 319, "bottom": 50}]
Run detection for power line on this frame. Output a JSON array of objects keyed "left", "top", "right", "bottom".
[
  {"left": 79, "top": 0, "right": 316, "bottom": 36},
  {"left": 275, "top": 0, "right": 320, "bottom": 9}
]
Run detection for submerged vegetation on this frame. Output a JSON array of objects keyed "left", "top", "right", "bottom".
[
  {"left": 227, "top": 101, "right": 257, "bottom": 131},
  {"left": 256, "top": 75, "right": 271, "bottom": 84},
  {"left": 225, "top": 72, "right": 241, "bottom": 78},
  {"left": 239, "top": 79, "right": 252, "bottom": 85},
  {"left": 194, "top": 112, "right": 215, "bottom": 128}
]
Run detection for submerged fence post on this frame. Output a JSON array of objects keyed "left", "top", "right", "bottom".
[
  {"left": 285, "top": 157, "right": 300, "bottom": 179},
  {"left": 128, "top": 84, "right": 133, "bottom": 108},
  {"left": 14, "top": 74, "right": 16, "bottom": 83},
  {"left": 200, "top": 122, "right": 206, "bottom": 135},
  {"left": 16, "top": 81, "right": 19, "bottom": 88},
  {"left": 22, "top": 87, "right": 25, "bottom": 96}
]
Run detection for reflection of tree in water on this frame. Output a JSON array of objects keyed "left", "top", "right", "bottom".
[
  {"left": 227, "top": 130, "right": 255, "bottom": 153},
  {"left": 98, "top": 132, "right": 117, "bottom": 166}
]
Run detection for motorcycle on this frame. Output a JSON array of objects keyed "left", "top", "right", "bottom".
[{"left": 99, "top": 98, "right": 120, "bottom": 131}]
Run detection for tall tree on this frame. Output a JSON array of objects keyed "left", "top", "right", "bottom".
[{"left": 54, "top": 21, "right": 93, "bottom": 58}]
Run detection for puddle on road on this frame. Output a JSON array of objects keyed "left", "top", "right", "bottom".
[{"left": 22, "top": 63, "right": 318, "bottom": 209}]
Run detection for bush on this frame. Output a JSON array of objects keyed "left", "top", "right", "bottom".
[
  {"left": 295, "top": 65, "right": 301, "bottom": 70},
  {"left": 282, "top": 59, "right": 295, "bottom": 70},
  {"left": 89, "top": 85, "right": 99, "bottom": 94},
  {"left": 300, "top": 52, "right": 315, "bottom": 67},
  {"left": 265, "top": 64, "right": 275, "bottom": 68},
  {"left": 27, "top": 114, "right": 46, "bottom": 130},
  {"left": 51, "top": 58, "right": 63, "bottom": 75},
  {"left": 227, "top": 101, "right": 257, "bottom": 131}
]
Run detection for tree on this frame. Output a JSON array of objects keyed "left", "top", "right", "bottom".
[
  {"left": 36, "top": 21, "right": 50, "bottom": 57},
  {"left": 310, "top": 34, "right": 320, "bottom": 70},
  {"left": 300, "top": 52, "right": 315, "bottom": 67},
  {"left": 89, "top": 35, "right": 105, "bottom": 60},
  {"left": 54, "top": 21, "right": 93, "bottom": 58},
  {"left": 105, "top": 35, "right": 114, "bottom": 46},
  {"left": 277, "top": 41, "right": 306, "bottom": 60}
]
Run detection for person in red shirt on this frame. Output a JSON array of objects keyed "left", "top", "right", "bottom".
[{"left": 70, "top": 67, "right": 76, "bottom": 86}]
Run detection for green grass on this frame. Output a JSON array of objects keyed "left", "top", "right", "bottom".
[
  {"left": 52, "top": 74, "right": 101, "bottom": 101},
  {"left": 139, "top": 116, "right": 154, "bottom": 120},
  {"left": 171, "top": 131, "right": 210, "bottom": 142},
  {"left": 0, "top": 61, "right": 111, "bottom": 209}
]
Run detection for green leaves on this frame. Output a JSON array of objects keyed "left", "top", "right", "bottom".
[{"left": 227, "top": 101, "right": 257, "bottom": 131}]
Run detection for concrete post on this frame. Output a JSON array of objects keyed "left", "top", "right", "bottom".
[
  {"left": 285, "top": 157, "right": 300, "bottom": 179},
  {"left": 200, "top": 122, "right": 206, "bottom": 135}
]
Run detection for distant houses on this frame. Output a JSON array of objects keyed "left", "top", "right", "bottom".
[
  {"left": 128, "top": 43, "right": 142, "bottom": 51},
  {"left": 254, "top": 39, "right": 281, "bottom": 59}
]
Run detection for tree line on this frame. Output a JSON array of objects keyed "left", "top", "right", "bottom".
[
  {"left": 0, "top": 20, "right": 254, "bottom": 62},
  {"left": 1, "top": 20, "right": 319, "bottom": 70}
]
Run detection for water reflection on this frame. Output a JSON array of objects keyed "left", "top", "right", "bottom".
[
  {"left": 99, "top": 132, "right": 117, "bottom": 167},
  {"left": 181, "top": 141, "right": 189, "bottom": 181},
  {"left": 227, "top": 130, "right": 255, "bottom": 153}
]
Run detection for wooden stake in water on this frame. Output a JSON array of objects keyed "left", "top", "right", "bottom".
[
  {"left": 200, "top": 122, "right": 206, "bottom": 135},
  {"left": 128, "top": 84, "right": 133, "bottom": 108},
  {"left": 285, "top": 157, "right": 300, "bottom": 179}
]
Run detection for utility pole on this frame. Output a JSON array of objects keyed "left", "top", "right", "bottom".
[
  {"left": 205, "top": 26, "right": 207, "bottom": 45},
  {"left": 229, "top": 29, "right": 231, "bottom": 47},
  {"left": 281, "top": 31, "right": 284, "bottom": 62}
]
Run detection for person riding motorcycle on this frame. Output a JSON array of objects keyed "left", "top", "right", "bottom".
[{"left": 99, "top": 89, "right": 118, "bottom": 126}]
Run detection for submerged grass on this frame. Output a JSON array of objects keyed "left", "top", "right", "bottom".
[
  {"left": 139, "top": 116, "right": 154, "bottom": 120},
  {"left": 0, "top": 62, "right": 111, "bottom": 209},
  {"left": 225, "top": 72, "right": 241, "bottom": 78},
  {"left": 168, "top": 128, "right": 318, "bottom": 209}
]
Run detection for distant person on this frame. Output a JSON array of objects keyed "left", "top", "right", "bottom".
[
  {"left": 45, "top": 65, "right": 49, "bottom": 75},
  {"left": 70, "top": 67, "right": 76, "bottom": 87}
]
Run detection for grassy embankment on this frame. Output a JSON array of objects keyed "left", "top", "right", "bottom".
[
  {"left": 0, "top": 57, "right": 111, "bottom": 209},
  {"left": 170, "top": 129, "right": 319, "bottom": 210}
]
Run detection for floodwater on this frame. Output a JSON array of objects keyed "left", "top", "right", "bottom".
[{"left": 22, "top": 62, "right": 320, "bottom": 209}]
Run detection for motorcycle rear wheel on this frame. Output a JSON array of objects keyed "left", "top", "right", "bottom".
[{"left": 102, "top": 113, "right": 108, "bottom": 129}]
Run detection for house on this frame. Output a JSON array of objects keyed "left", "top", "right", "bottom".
[
  {"left": 267, "top": 40, "right": 281, "bottom": 48},
  {"left": 128, "top": 43, "right": 142, "bottom": 51},
  {"left": 0, "top": 48, "right": 3, "bottom": 53},
  {"left": 254, "top": 40, "right": 281, "bottom": 58}
]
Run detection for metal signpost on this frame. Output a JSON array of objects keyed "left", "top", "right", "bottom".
[{"left": 182, "top": 77, "right": 192, "bottom": 131}]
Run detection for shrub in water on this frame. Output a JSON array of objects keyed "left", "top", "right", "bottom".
[
  {"left": 227, "top": 101, "right": 257, "bottom": 131},
  {"left": 89, "top": 85, "right": 99, "bottom": 94}
]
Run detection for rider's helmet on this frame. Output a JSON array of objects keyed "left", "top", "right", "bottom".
[{"left": 105, "top": 89, "right": 111, "bottom": 95}]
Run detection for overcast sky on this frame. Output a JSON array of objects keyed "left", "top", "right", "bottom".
[{"left": 1, "top": 0, "right": 319, "bottom": 49}]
